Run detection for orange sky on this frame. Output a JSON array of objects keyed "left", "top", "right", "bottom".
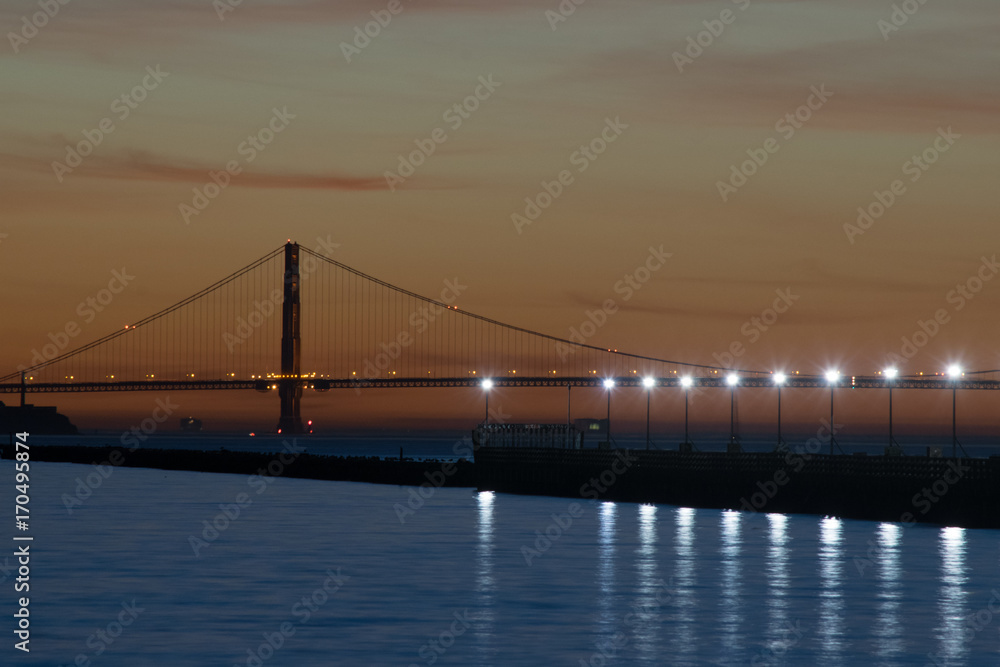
[{"left": 1, "top": 0, "right": 998, "bottom": 434}]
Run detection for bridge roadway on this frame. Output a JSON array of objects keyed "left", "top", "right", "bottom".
[{"left": 2, "top": 375, "right": 1000, "bottom": 393}]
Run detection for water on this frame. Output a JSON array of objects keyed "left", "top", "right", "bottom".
[{"left": 5, "top": 456, "right": 1000, "bottom": 666}]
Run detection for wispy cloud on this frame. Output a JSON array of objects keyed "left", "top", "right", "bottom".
[{"left": 1, "top": 148, "right": 389, "bottom": 191}]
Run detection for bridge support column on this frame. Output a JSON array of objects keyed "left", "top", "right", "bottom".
[{"left": 277, "top": 241, "right": 304, "bottom": 434}]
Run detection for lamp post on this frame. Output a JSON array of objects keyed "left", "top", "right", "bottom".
[
  {"left": 726, "top": 373, "right": 739, "bottom": 448},
  {"left": 947, "top": 364, "right": 962, "bottom": 458},
  {"left": 825, "top": 370, "right": 840, "bottom": 455},
  {"left": 567, "top": 385, "right": 572, "bottom": 426},
  {"left": 481, "top": 378, "right": 493, "bottom": 424},
  {"left": 642, "top": 377, "right": 655, "bottom": 450},
  {"left": 680, "top": 376, "right": 693, "bottom": 445},
  {"left": 774, "top": 372, "right": 787, "bottom": 447},
  {"left": 603, "top": 378, "right": 615, "bottom": 445},
  {"left": 884, "top": 368, "right": 898, "bottom": 448}
]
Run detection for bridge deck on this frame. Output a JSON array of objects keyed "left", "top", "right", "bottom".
[{"left": 2, "top": 375, "right": 999, "bottom": 393}]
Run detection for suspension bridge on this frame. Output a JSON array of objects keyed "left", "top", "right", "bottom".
[{"left": 3, "top": 241, "right": 999, "bottom": 435}]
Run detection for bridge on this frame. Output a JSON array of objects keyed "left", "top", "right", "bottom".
[{"left": 3, "top": 242, "right": 999, "bottom": 435}]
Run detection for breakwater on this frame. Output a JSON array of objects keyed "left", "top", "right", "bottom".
[
  {"left": 8, "top": 442, "right": 1000, "bottom": 528},
  {"left": 474, "top": 447, "right": 1000, "bottom": 529},
  {"left": 1, "top": 444, "right": 476, "bottom": 488}
]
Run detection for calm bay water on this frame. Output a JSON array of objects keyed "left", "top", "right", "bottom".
[{"left": 4, "top": 447, "right": 1000, "bottom": 665}]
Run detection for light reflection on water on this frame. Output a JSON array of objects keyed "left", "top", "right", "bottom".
[
  {"left": 17, "top": 462, "right": 1000, "bottom": 666},
  {"left": 937, "top": 526, "right": 969, "bottom": 664},
  {"left": 818, "top": 516, "right": 847, "bottom": 663},
  {"left": 671, "top": 506, "right": 698, "bottom": 662},
  {"left": 766, "top": 513, "right": 790, "bottom": 649},
  {"left": 719, "top": 510, "right": 744, "bottom": 659},
  {"left": 474, "top": 491, "right": 495, "bottom": 663},
  {"left": 876, "top": 522, "right": 904, "bottom": 661},
  {"left": 633, "top": 504, "right": 660, "bottom": 662},
  {"left": 595, "top": 501, "right": 618, "bottom": 639}
]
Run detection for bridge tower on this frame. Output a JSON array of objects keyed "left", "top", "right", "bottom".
[{"left": 276, "top": 241, "right": 304, "bottom": 433}]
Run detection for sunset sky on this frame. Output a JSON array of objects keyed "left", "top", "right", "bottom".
[{"left": 2, "top": 0, "right": 998, "bottom": 434}]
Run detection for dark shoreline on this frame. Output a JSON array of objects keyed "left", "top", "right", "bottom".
[
  {"left": 475, "top": 447, "right": 1000, "bottom": 529},
  {"left": 8, "top": 444, "right": 1000, "bottom": 529},
  {"left": 1, "top": 444, "right": 476, "bottom": 488}
]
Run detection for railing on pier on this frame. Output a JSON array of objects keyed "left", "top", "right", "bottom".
[{"left": 474, "top": 423, "right": 583, "bottom": 450}]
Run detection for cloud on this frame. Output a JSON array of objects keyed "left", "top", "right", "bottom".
[
  {"left": 0, "top": 147, "right": 389, "bottom": 191},
  {"left": 540, "top": 7, "right": 1000, "bottom": 134},
  {"left": 0, "top": 0, "right": 536, "bottom": 58}
]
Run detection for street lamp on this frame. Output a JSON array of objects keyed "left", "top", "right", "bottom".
[
  {"left": 680, "top": 376, "right": 693, "bottom": 445},
  {"left": 642, "top": 376, "right": 655, "bottom": 450},
  {"left": 481, "top": 378, "right": 493, "bottom": 424},
  {"left": 726, "top": 373, "right": 739, "bottom": 449},
  {"left": 825, "top": 370, "right": 840, "bottom": 455},
  {"left": 884, "top": 368, "right": 898, "bottom": 448},
  {"left": 604, "top": 378, "right": 615, "bottom": 445},
  {"left": 947, "top": 364, "right": 962, "bottom": 457},
  {"left": 774, "top": 372, "right": 787, "bottom": 448}
]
